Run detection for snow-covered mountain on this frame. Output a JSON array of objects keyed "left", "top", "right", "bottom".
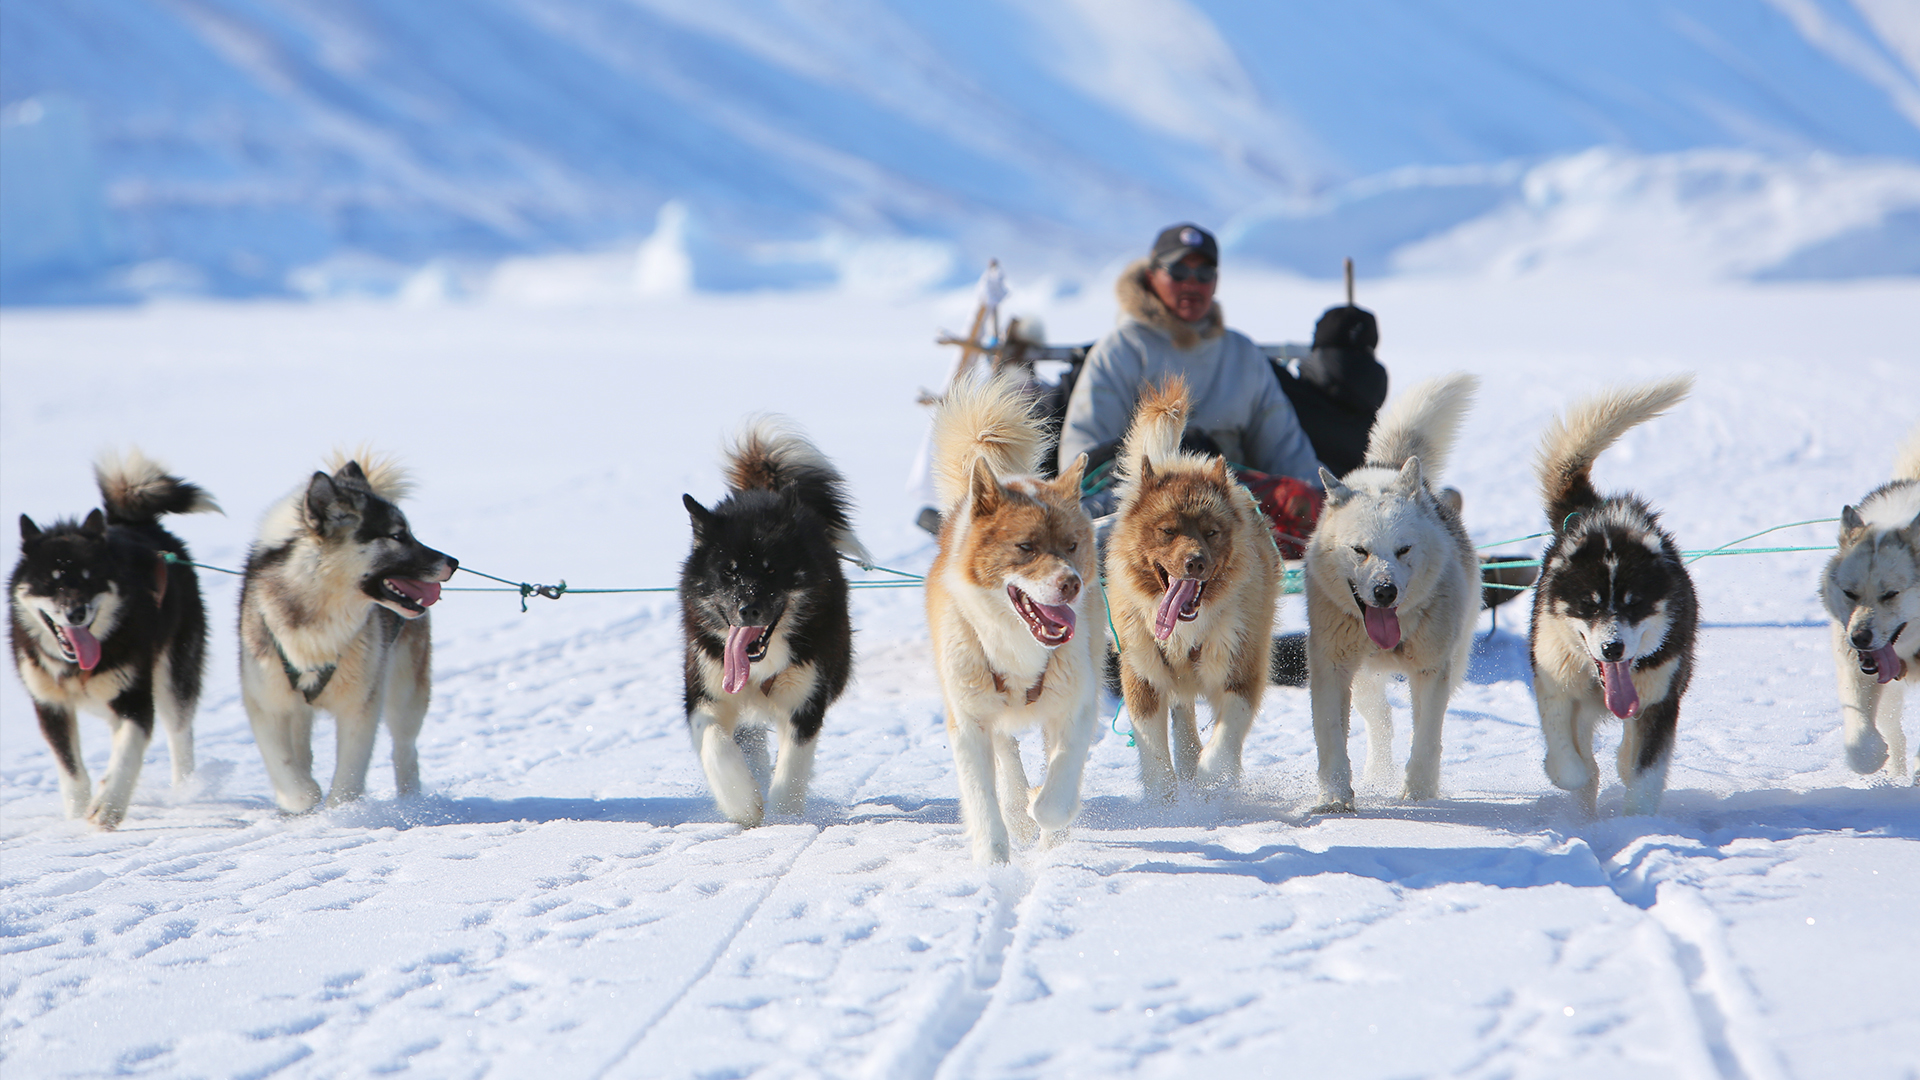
[{"left": 4, "top": 0, "right": 1919, "bottom": 300}]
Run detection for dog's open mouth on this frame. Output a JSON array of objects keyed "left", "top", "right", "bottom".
[
  {"left": 1858, "top": 622, "right": 1909, "bottom": 684},
  {"left": 1350, "top": 586, "right": 1401, "bottom": 650},
  {"left": 1153, "top": 570, "right": 1205, "bottom": 641},
  {"left": 382, "top": 578, "right": 442, "bottom": 615},
  {"left": 1008, "top": 585, "right": 1076, "bottom": 647},
  {"left": 722, "top": 622, "right": 777, "bottom": 694},
  {"left": 1594, "top": 658, "right": 1640, "bottom": 718},
  {"left": 39, "top": 611, "right": 101, "bottom": 671}
]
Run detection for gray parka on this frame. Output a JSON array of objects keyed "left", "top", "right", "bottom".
[{"left": 1057, "top": 259, "right": 1325, "bottom": 483}]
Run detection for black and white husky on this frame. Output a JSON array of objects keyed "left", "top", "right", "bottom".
[
  {"left": 681, "top": 419, "right": 871, "bottom": 826},
  {"left": 239, "top": 454, "right": 457, "bottom": 813},
  {"left": 1819, "top": 426, "right": 1920, "bottom": 779},
  {"left": 9, "top": 450, "right": 219, "bottom": 828},
  {"left": 1530, "top": 376, "right": 1697, "bottom": 815}
]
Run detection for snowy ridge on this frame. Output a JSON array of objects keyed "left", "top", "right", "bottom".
[{"left": 4, "top": 1, "right": 1920, "bottom": 300}]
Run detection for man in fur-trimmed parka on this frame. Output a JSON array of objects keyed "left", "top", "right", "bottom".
[{"left": 1058, "top": 224, "right": 1325, "bottom": 498}]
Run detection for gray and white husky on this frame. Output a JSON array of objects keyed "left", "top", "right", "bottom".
[
  {"left": 1304, "top": 373, "right": 1481, "bottom": 812},
  {"left": 9, "top": 450, "right": 218, "bottom": 827},
  {"left": 1529, "top": 377, "right": 1696, "bottom": 816},
  {"left": 239, "top": 454, "right": 457, "bottom": 813},
  {"left": 1819, "top": 426, "right": 1920, "bottom": 779}
]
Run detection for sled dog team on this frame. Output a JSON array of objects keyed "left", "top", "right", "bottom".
[{"left": 11, "top": 380, "right": 1920, "bottom": 863}]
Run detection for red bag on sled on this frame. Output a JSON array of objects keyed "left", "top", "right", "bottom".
[{"left": 1235, "top": 469, "right": 1322, "bottom": 560}]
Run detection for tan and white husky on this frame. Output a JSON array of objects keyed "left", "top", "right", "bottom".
[
  {"left": 1106, "top": 376, "right": 1280, "bottom": 800},
  {"left": 925, "top": 373, "right": 1105, "bottom": 864}
]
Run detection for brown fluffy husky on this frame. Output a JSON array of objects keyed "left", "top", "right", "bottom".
[
  {"left": 926, "top": 372, "right": 1105, "bottom": 865},
  {"left": 1107, "top": 377, "right": 1280, "bottom": 800}
]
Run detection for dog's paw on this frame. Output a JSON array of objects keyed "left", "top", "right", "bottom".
[
  {"left": 1309, "top": 798, "right": 1356, "bottom": 815},
  {"left": 1029, "top": 782, "right": 1080, "bottom": 831},
  {"left": 1543, "top": 750, "right": 1594, "bottom": 793},
  {"left": 1194, "top": 750, "right": 1242, "bottom": 795},
  {"left": 1845, "top": 729, "right": 1891, "bottom": 774},
  {"left": 85, "top": 799, "right": 126, "bottom": 831},
  {"left": 1003, "top": 805, "right": 1040, "bottom": 846}
]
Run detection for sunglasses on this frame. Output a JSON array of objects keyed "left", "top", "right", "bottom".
[{"left": 1159, "top": 262, "right": 1217, "bottom": 283}]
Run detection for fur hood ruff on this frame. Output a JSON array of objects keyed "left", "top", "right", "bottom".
[{"left": 1116, "top": 258, "right": 1224, "bottom": 350}]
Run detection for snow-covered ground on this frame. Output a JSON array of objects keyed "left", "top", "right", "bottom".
[{"left": 3, "top": 271, "right": 1918, "bottom": 1078}]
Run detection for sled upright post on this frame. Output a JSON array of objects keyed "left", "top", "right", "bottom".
[{"left": 1345, "top": 257, "right": 1355, "bottom": 307}]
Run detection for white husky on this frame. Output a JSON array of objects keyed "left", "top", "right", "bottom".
[
  {"left": 1304, "top": 373, "right": 1481, "bottom": 812},
  {"left": 1820, "top": 425, "right": 1920, "bottom": 779}
]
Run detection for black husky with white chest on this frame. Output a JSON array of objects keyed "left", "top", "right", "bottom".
[
  {"left": 1530, "top": 376, "right": 1697, "bottom": 816},
  {"left": 9, "top": 450, "right": 219, "bottom": 828},
  {"left": 681, "top": 419, "right": 870, "bottom": 826}
]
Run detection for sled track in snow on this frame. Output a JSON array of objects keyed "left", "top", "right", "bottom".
[{"left": 592, "top": 827, "right": 821, "bottom": 1078}]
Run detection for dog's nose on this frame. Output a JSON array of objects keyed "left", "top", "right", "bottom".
[
  {"left": 737, "top": 602, "right": 768, "bottom": 626},
  {"left": 65, "top": 606, "right": 89, "bottom": 625},
  {"left": 1183, "top": 553, "right": 1207, "bottom": 579},
  {"left": 1371, "top": 582, "right": 1397, "bottom": 608},
  {"left": 1056, "top": 573, "right": 1081, "bottom": 603},
  {"left": 1851, "top": 627, "right": 1874, "bottom": 649},
  {"left": 1600, "top": 640, "right": 1625, "bottom": 662}
]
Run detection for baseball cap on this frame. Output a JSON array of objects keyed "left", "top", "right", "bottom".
[{"left": 1150, "top": 223, "right": 1218, "bottom": 267}]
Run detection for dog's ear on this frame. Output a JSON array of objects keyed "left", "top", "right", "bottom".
[
  {"left": 1137, "top": 456, "right": 1156, "bottom": 487},
  {"left": 305, "top": 471, "right": 362, "bottom": 533},
  {"left": 969, "top": 458, "right": 1002, "bottom": 516},
  {"left": 1395, "top": 457, "right": 1424, "bottom": 493},
  {"left": 19, "top": 514, "right": 40, "bottom": 541},
  {"left": 1208, "top": 456, "right": 1230, "bottom": 485},
  {"left": 1319, "top": 468, "right": 1353, "bottom": 508},
  {"left": 81, "top": 509, "right": 106, "bottom": 537},
  {"left": 683, "top": 494, "right": 717, "bottom": 537},
  {"left": 1055, "top": 453, "right": 1087, "bottom": 498},
  {"left": 1839, "top": 505, "right": 1866, "bottom": 546}
]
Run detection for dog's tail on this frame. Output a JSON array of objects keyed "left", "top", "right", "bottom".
[
  {"left": 94, "top": 448, "right": 221, "bottom": 526},
  {"left": 723, "top": 416, "right": 872, "bottom": 566},
  {"left": 1893, "top": 423, "right": 1920, "bottom": 483},
  {"left": 325, "top": 447, "right": 414, "bottom": 502},
  {"left": 1360, "top": 372, "right": 1479, "bottom": 479},
  {"left": 1535, "top": 375, "right": 1693, "bottom": 526},
  {"left": 1119, "top": 376, "right": 1191, "bottom": 483},
  {"left": 929, "top": 371, "right": 1044, "bottom": 510}
]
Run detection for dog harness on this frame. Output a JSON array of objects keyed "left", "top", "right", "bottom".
[{"left": 273, "top": 638, "right": 336, "bottom": 704}]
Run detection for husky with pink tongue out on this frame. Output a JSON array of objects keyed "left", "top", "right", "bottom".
[
  {"left": 1304, "top": 373, "right": 1481, "bottom": 813},
  {"left": 1529, "top": 377, "right": 1698, "bottom": 816},
  {"left": 680, "top": 418, "right": 869, "bottom": 827},
  {"left": 1107, "top": 377, "right": 1280, "bottom": 802},
  {"left": 925, "top": 372, "right": 1105, "bottom": 865},
  {"left": 239, "top": 454, "right": 457, "bottom": 814},
  {"left": 10, "top": 450, "right": 219, "bottom": 828}
]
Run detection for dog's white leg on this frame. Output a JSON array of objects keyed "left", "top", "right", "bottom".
[
  {"left": 1309, "top": 657, "right": 1357, "bottom": 812},
  {"left": 1402, "top": 665, "right": 1453, "bottom": 801},
  {"left": 1355, "top": 673, "right": 1395, "bottom": 786},
  {"left": 691, "top": 704, "right": 762, "bottom": 826},
  {"left": 327, "top": 692, "right": 383, "bottom": 808},
  {"left": 244, "top": 665, "right": 325, "bottom": 813},
  {"left": 949, "top": 709, "right": 1010, "bottom": 864},
  {"left": 993, "top": 731, "right": 1039, "bottom": 846},
  {"left": 1030, "top": 699, "right": 1094, "bottom": 837},
  {"left": 766, "top": 720, "right": 817, "bottom": 817},
  {"left": 34, "top": 701, "right": 92, "bottom": 819},
  {"left": 1537, "top": 680, "right": 1595, "bottom": 812},
  {"left": 1875, "top": 686, "right": 1909, "bottom": 779},
  {"left": 89, "top": 715, "right": 152, "bottom": 830},
  {"left": 1834, "top": 624, "right": 1891, "bottom": 773},
  {"left": 1170, "top": 700, "right": 1202, "bottom": 784},
  {"left": 736, "top": 724, "right": 772, "bottom": 795},
  {"left": 1195, "top": 690, "right": 1256, "bottom": 795},
  {"left": 153, "top": 654, "right": 195, "bottom": 787},
  {"left": 1123, "top": 669, "right": 1177, "bottom": 802},
  {"left": 383, "top": 621, "right": 432, "bottom": 798}
]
